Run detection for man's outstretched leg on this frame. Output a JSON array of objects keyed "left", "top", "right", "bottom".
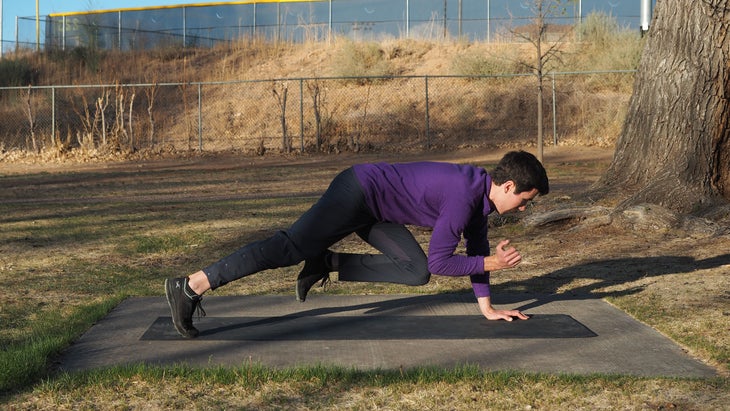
[
  {"left": 164, "top": 167, "right": 373, "bottom": 337},
  {"left": 164, "top": 231, "right": 299, "bottom": 338}
]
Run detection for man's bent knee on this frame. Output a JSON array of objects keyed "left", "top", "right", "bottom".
[{"left": 402, "top": 263, "right": 430, "bottom": 286}]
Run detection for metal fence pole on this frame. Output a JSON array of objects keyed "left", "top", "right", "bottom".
[
  {"left": 118, "top": 11, "right": 122, "bottom": 50},
  {"left": 62, "top": 16, "right": 66, "bottom": 50},
  {"left": 328, "top": 0, "right": 332, "bottom": 42},
  {"left": 406, "top": 0, "right": 410, "bottom": 38},
  {"left": 552, "top": 72, "right": 557, "bottom": 146},
  {"left": 299, "top": 78, "right": 304, "bottom": 152},
  {"left": 51, "top": 86, "right": 55, "bottom": 142},
  {"left": 35, "top": 0, "right": 39, "bottom": 51},
  {"left": 487, "top": 0, "right": 490, "bottom": 42},
  {"left": 424, "top": 75, "right": 430, "bottom": 149},
  {"left": 198, "top": 83, "right": 203, "bottom": 151}
]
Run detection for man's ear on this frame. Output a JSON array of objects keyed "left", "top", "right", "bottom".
[{"left": 503, "top": 180, "right": 515, "bottom": 193}]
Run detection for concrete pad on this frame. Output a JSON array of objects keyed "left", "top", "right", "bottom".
[{"left": 58, "top": 294, "right": 718, "bottom": 377}]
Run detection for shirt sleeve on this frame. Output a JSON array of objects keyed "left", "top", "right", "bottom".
[
  {"left": 464, "top": 214, "right": 491, "bottom": 298},
  {"left": 426, "top": 206, "right": 485, "bottom": 276},
  {"left": 470, "top": 273, "right": 491, "bottom": 297}
]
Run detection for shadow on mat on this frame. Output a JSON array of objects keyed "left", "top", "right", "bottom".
[{"left": 198, "top": 294, "right": 473, "bottom": 337}]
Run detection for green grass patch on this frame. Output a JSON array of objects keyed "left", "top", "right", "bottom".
[
  {"left": 43, "top": 363, "right": 612, "bottom": 390},
  {"left": 0, "top": 297, "right": 123, "bottom": 396}
]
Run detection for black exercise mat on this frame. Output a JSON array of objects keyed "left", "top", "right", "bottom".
[{"left": 141, "top": 314, "right": 597, "bottom": 340}]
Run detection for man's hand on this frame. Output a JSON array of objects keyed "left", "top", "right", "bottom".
[
  {"left": 478, "top": 296, "right": 529, "bottom": 321},
  {"left": 483, "top": 239, "right": 522, "bottom": 272}
]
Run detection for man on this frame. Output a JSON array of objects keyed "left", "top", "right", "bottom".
[{"left": 165, "top": 150, "right": 549, "bottom": 338}]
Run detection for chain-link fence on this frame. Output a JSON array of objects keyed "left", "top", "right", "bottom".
[
  {"left": 0, "top": 71, "right": 634, "bottom": 156},
  {"left": 12, "top": 1, "right": 646, "bottom": 53}
]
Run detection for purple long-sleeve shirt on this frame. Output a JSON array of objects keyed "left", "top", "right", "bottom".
[{"left": 353, "top": 162, "right": 493, "bottom": 298}]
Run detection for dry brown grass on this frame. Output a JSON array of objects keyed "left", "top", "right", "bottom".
[
  {"left": 1, "top": 146, "right": 728, "bottom": 409},
  {"left": 1, "top": 34, "right": 639, "bottom": 159},
  {"left": 13, "top": 373, "right": 728, "bottom": 410}
]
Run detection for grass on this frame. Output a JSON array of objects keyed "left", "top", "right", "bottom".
[
  {"left": 13, "top": 364, "right": 730, "bottom": 409},
  {"left": 0, "top": 149, "right": 728, "bottom": 409},
  {"left": 0, "top": 297, "right": 123, "bottom": 393}
]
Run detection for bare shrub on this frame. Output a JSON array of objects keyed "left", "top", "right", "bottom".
[{"left": 334, "top": 40, "right": 395, "bottom": 81}]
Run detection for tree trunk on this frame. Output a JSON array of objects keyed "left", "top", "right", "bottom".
[
  {"left": 536, "top": 7, "right": 545, "bottom": 164},
  {"left": 590, "top": 0, "right": 729, "bottom": 213}
]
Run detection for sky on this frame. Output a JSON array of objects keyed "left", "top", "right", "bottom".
[{"left": 2, "top": 1, "right": 653, "bottom": 51}]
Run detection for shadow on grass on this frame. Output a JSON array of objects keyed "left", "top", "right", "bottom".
[{"left": 492, "top": 253, "right": 730, "bottom": 311}]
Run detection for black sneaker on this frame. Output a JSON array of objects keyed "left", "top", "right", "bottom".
[
  {"left": 165, "top": 277, "right": 205, "bottom": 338},
  {"left": 296, "top": 252, "right": 331, "bottom": 302}
]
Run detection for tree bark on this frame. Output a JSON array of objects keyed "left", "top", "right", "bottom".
[{"left": 590, "top": 0, "right": 729, "bottom": 213}]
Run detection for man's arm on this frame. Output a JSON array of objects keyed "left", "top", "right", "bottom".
[
  {"left": 483, "top": 239, "right": 522, "bottom": 271},
  {"left": 478, "top": 296, "right": 529, "bottom": 321},
  {"left": 478, "top": 239, "right": 529, "bottom": 321}
]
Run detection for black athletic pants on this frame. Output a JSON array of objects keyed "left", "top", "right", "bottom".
[{"left": 202, "top": 167, "right": 430, "bottom": 289}]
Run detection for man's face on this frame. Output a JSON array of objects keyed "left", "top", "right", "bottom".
[{"left": 491, "top": 181, "right": 539, "bottom": 214}]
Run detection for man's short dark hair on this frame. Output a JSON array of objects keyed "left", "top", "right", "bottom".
[{"left": 490, "top": 151, "right": 549, "bottom": 195}]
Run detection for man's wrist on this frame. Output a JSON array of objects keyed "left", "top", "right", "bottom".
[{"left": 483, "top": 255, "right": 498, "bottom": 272}]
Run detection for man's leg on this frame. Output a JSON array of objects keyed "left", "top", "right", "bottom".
[
  {"left": 202, "top": 167, "right": 374, "bottom": 289},
  {"left": 335, "top": 222, "right": 430, "bottom": 286},
  {"left": 167, "top": 167, "right": 373, "bottom": 336}
]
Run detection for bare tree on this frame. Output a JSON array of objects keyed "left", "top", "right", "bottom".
[
  {"left": 352, "top": 83, "right": 371, "bottom": 153},
  {"left": 71, "top": 91, "right": 101, "bottom": 150},
  {"left": 590, "top": 0, "right": 729, "bottom": 213},
  {"left": 112, "top": 83, "right": 127, "bottom": 149},
  {"left": 273, "top": 81, "right": 291, "bottom": 153},
  {"left": 511, "top": 0, "right": 572, "bottom": 162},
  {"left": 24, "top": 86, "right": 39, "bottom": 153},
  {"left": 144, "top": 82, "right": 158, "bottom": 148},
  {"left": 97, "top": 89, "right": 111, "bottom": 146},
  {"left": 128, "top": 90, "right": 136, "bottom": 150},
  {"left": 307, "top": 79, "right": 324, "bottom": 152},
  {"left": 178, "top": 82, "right": 192, "bottom": 151}
]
